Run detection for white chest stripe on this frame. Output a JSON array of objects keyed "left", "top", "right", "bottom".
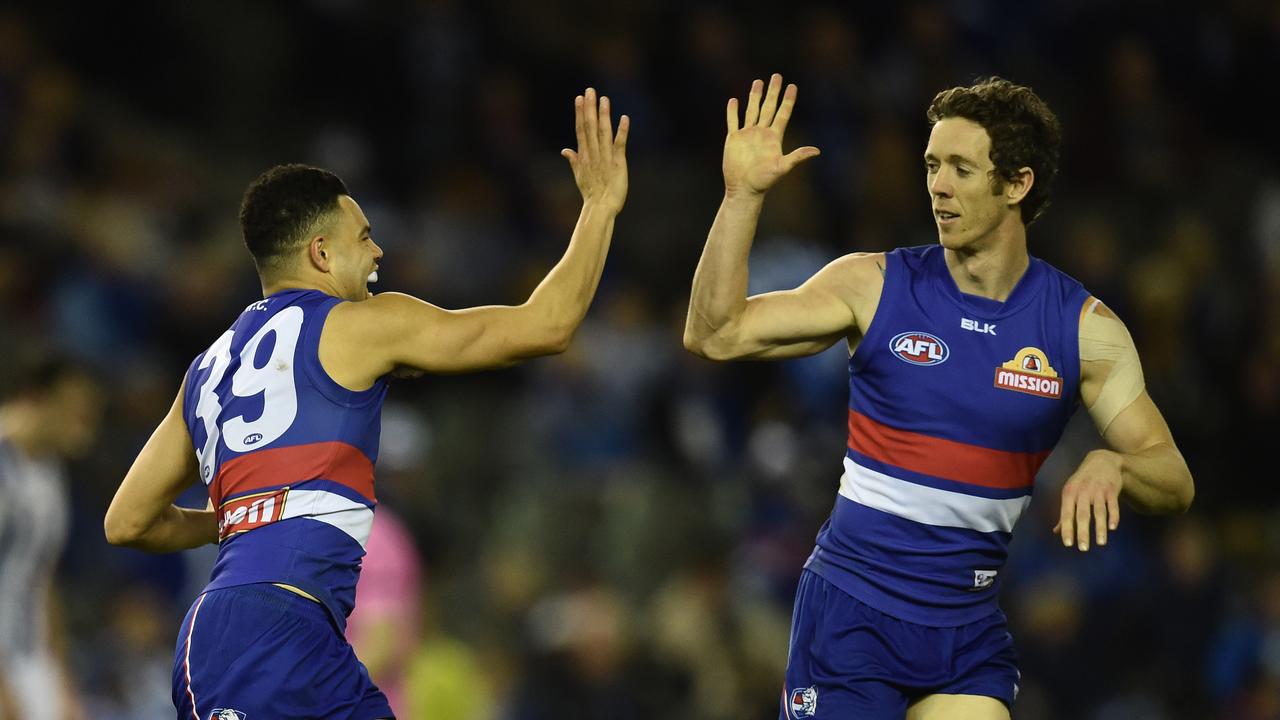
[{"left": 838, "top": 456, "right": 1030, "bottom": 533}]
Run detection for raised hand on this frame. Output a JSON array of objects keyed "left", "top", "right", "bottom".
[
  {"left": 562, "top": 88, "right": 630, "bottom": 213},
  {"left": 723, "top": 73, "right": 820, "bottom": 197}
]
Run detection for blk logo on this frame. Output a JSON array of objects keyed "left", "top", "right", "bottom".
[{"left": 961, "top": 318, "right": 997, "bottom": 335}]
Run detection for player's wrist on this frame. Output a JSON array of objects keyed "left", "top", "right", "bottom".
[
  {"left": 1086, "top": 448, "right": 1125, "bottom": 483},
  {"left": 723, "top": 187, "right": 767, "bottom": 204},
  {"left": 581, "top": 196, "right": 624, "bottom": 215}
]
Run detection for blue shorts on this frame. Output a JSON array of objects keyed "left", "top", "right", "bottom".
[
  {"left": 172, "top": 583, "right": 393, "bottom": 720},
  {"left": 781, "top": 570, "right": 1018, "bottom": 719}
]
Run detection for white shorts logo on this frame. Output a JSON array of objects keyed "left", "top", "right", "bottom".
[
  {"left": 210, "top": 710, "right": 247, "bottom": 720},
  {"left": 973, "top": 569, "right": 998, "bottom": 590},
  {"left": 790, "top": 686, "right": 818, "bottom": 718}
]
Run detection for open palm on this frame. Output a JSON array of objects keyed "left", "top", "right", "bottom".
[
  {"left": 562, "top": 87, "right": 630, "bottom": 214},
  {"left": 723, "top": 74, "right": 820, "bottom": 196}
]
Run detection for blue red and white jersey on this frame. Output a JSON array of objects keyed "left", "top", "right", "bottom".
[
  {"left": 182, "top": 289, "right": 387, "bottom": 631},
  {"left": 805, "top": 244, "right": 1091, "bottom": 626}
]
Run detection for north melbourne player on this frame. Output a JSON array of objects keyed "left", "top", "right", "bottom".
[
  {"left": 105, "top": 89, "right": 628, "bottom": 720},
  {"left": 683, "top": 74, "right": 1194, "bottom": 720}
]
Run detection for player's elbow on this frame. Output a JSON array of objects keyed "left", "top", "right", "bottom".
[
  {"left": 515, "top": 302, "right": 579, "bottom": 357},
  {"left": 104, "top": 500, "right": 158, "bottom": 547},
  {"left": 1175, "top": 475, "right": 1195, "bottom": 514},
  {"left": 683, "top": 331, "right": 739, "bottom": 361},
  {"left": 547, "top": 324, "right": 577, "bottom": 355},
  {"left": 527, "top": 323, "right": 575, "bottom": 357},
  {"left": 104, "top": 510, "right": 145, "bottom": 547}
]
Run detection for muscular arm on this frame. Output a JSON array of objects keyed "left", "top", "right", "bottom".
[
  {"left": 1056, "top": 298, "right": 1194, "bottom": 550},
  {"left": 1079, "top": 299, "right": 1194, "bottom": 512},
  {"left": 683, "top": 74, "right": 880, "bottom": 361},
  {"left": 104, "top": 384, "right": 217, "bottom": 552},
  {"left": 1096, "top": 393, "right": 1193, "bottom": 513},
  {"left": 685, "top": 225, "right": 881, "bottom": 359},
  {"left": 320, "top": 90, "right": 629, "bottom": 387}
]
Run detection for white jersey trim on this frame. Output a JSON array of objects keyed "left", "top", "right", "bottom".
[
  {"left": 279, "top": 489, "right": 374, "bottom": 547},
  {"left": 838, "top": 456, "right": 1030, "bottom": 533}
]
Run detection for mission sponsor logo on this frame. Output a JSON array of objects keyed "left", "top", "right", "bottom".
[
  {"left": 889, "top": 331, "right": 949, "bottom": 366},
  {"left": 994, "top": 347, "right": 1062, "bottom": 399},
  {"left": 218, "top": 487, "right": 289, "bottom": 541}
]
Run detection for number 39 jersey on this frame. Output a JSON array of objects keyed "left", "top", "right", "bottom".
[{"left": 182, "top": 289, "right": 387, "bottom": 631}]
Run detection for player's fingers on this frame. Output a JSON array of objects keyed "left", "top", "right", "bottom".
[
  {"left": 614, "top": 114, "right": 630, "bottom": 153},
  {"left": 758, "top": 73, "right": 783, "bottom": 127},
  {"left": 1058, "top": 492, "right": 1075, "bottom": 547},
  {"left": 743, "top": 78, "right": 764, "bottom": 127},
  {"left": 773, "top": 83, "right": 798, "bottom": 135},
  {"left": 1093, "top": 495, "right": 1109, "bottom": 547},
  {"left": 782, "top": 146, "right": 821, "bottom": 172},
  {"left": 583, "top": 87, "right": 600, "bottom": 157},
  {"left": 598, "top": 95, "right": 614, "bottom": 160},
  {"left": 1075, "top": 496, "right": 1092, "bottom": 551},
  {"left": 572, "top": 95, "right": 587, "bottom": 159},
  {"left": 561, "top": 148, "right": 578, "bottom": 171},
  {"left": 727, "top": 97, "right": 739, "bottom": 134},
  {"left": 1107, "top": 493, "right": 1120, "bottom": 531}
]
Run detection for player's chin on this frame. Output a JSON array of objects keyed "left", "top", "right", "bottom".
[{"left": 935, "top": 228, "right": 970, "bottom": 250}]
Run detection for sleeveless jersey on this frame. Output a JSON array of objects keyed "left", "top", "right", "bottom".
[
  {"left": 805, "top": 245, "right": 1091, "bottom": 626},
  {"left": 182, "top": 288, "right": 387, "bottom": 631}
]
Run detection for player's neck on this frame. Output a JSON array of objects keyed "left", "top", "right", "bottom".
[
  {"left": 942, "top": 222, "right": 1029, "bottom": 302},
  {"left": 261, "top": 272, "right": 342, "bottom": 300}
]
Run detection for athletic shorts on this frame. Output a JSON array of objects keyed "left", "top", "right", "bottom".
[
  {"left": 172, "top": 583, "right": 393, "bottom": 720},
  {"left": 780, "top": 570, "right": 1018, "bottom": 719}
]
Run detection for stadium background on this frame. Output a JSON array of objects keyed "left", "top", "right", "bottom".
[{"left": 1, "top": 1, "right": 1277, "bottom": 717}]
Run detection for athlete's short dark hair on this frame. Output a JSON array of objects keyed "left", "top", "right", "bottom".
[
  {"left": 239, "top": 164, "right": 349, "bottom": 274},
  {"left": 927, "top": 77, "right": 1062, "bottom": 226}
]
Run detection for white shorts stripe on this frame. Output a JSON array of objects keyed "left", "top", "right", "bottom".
[
  {"left": 838, "top": 456, "right": 1030, "bottom": 533},
  {"left": 184, "top": 592, "right": 208, "bottom": 720},
  {"left": 279, "top": 489, "right": 374, "bottom": 547}
]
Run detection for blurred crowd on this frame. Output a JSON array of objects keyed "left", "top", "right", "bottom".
[{"left": 1, "top": 1, "right": 1278, "bottom": 718}]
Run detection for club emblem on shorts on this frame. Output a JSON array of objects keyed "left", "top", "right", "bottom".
[
  {"left": 993, "top": 347, "right": 1062, "bottom": 399},
  {"left": 790, "top": 686, "right": 818, "bottom": 717},
  {"left": 210, "top": 710, "right": 247, "bottom": 720},
  {"left": 890, "top": 331, "right": 949, "bottom": 366}
]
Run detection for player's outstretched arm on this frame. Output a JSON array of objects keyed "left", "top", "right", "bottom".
[
  {"left": 684, "top": 73, "right": 880, "bottom": 361},
  {"left": 105, "top": 383, "right": 218, "bottom": 552},
  {"left": 320, "top": 89, "right": 628, "bottom": 385},
  {"left": 1054, "top": 299, "right": 1194, "bottom": 551}
]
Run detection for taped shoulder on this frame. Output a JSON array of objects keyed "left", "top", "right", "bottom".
[{"left": 1079, "top": 297, "right": 1145, "bottom": 433}]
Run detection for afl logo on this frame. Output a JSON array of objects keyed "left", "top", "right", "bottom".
[
  {"left": 890, "top": 331, "right": 949, "bottom": 366},
  {"left": 242, "top": 433, "right": 264, "bottom": 446}
]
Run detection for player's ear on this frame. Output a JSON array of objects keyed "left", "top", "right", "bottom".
[
  {"left": 1006, "top": 166, "right": 1034, "bottom": 206},
  {"left": 308, "top": 236, "right": 330, "bottom": 272}
]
